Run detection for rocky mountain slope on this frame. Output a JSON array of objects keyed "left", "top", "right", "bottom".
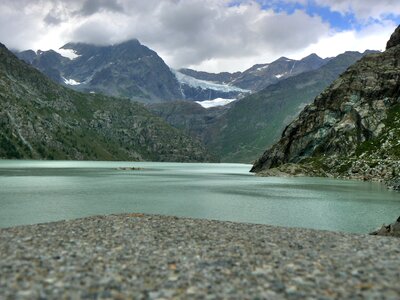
[
  {"left": 16, "top": 40, "right": 184, "bottom": 103},
  {"left": 251, "top": 26, "right": 400, "bottom": 190},
  {"left": 0, "top": 43, "right": 214, "bottom": 162}
]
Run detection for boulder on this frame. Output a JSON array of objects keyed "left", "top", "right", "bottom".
[{"left": 370, "top": 216, "right": 400, "bottom": 237}]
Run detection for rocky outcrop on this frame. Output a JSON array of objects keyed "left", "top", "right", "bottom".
[
  {"left": 251, "top": 26, "right": 400, "bottom": 188},
  {"left": 370, "top": 216, "right": 400, "bottom": 237},
  {"left": 386, "top": 26, "right": 400, "bottom": 49}
]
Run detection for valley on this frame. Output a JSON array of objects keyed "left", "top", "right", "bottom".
[{"left": 1, "top": 2, "right": 400, "bottom": 299}]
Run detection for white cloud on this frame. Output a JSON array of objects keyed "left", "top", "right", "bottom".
[
  {"left": 313, "top": 0, "right": 400, "bottom": 20},
  {"left": 0, "top": 0, "right": 397, "bottom": 72},
  {"left": 290, "top": 21, "right": 397, "bottom": 60}
]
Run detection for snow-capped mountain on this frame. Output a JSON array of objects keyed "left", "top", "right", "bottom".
[{"left": 179, "top": 53, "right": 329, "bottom": 92}]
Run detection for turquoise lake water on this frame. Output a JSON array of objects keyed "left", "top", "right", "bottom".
[{"left": 0, "top": 160, "right": 399, "bottom": 233}]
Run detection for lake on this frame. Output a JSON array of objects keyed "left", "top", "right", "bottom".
[{"left": 0, "top": 160, "right": 399, "bottom": 233}]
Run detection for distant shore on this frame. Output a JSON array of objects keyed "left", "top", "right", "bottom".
[{"left": 1, "top": 213, "right": 399, "bottom": 299}]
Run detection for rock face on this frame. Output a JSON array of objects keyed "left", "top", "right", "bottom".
[
  {"left": 0, "top": 43, "right": 214, "bottom": 162},
  {"left": 386, "top": 26, "right": 400, "bottom": 49},
  {"left": 251, "top": 26, "right": 400, "bottom": 188}
]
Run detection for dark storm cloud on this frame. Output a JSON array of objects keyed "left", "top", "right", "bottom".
[
  {"left": 137, "top": 1, "right": 328, "bottom": 66},
  {"left": 44, "top": 13, "right": 62, "bottom": 25},
  {"left": 43, "top": 5, "right": 67, "bottom": 26},
  {"left": 78, "top": 0, "right": 124, "bottom": 16}
]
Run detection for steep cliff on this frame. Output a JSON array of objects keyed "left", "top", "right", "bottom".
[{"left": 251, "top": 26, "right": 400, "bottom": 189}]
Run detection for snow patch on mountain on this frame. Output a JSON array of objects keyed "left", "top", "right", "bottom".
[
  {"left": 57, "top": 49, "right": 81, "bottom": 60},
  {"left": 257, "top": 65, "right": 269, "bottom": 71},
  {"left": 173, "top": 70, "right": 249, "bottom": 93},
  {"left": 275, "top": 73, "right": 286, "bottom": 79},
  {"left": 196, "top": 98, "right": 236, "bottom": 108},
  {"left": 63, "top": 77, "right": 81, "bottom": 85}
]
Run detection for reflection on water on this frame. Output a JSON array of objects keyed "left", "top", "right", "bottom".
[{"left": 0, "top": 160, "right": 399, "bottom": 233}]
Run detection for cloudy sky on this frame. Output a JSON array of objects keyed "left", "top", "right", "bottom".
[{"left": 0, "top": 0, "right": 399, "bottom": 72}]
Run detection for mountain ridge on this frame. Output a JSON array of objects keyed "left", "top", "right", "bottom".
[{"left": 179, "top": 53, "right": 329, "bottom": 93}]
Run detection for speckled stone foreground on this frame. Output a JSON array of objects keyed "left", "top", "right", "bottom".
[{"left": 1, "top": 214, "right": 399, "bottom": 299}]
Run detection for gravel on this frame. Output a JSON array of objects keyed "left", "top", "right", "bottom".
[{"left": 1, "top": 213, "right": 399, "bottom": 299}]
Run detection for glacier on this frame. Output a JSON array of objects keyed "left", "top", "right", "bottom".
[
  {"left": 63, "top": 77, "right": 81, "bottom": 86},
  {"left": 173, "top": 70, "right": 249, "bottom": 93},
  {"left": 57, "top": 49, "right": 81, "bottom": 60},
  {"left": 196, "top": 98, "right": 236, "bottom": 108}
]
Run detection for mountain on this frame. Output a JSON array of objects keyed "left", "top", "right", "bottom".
[
  {"left": 16, "top": 42, "right": 332, "bottom": 104},
  {"left": 179, "top": 54, "right": 329, "bottom": 92},
  {"left": 232, "top": 54, "right": 328, "bottom": 91},
  {"left": 16, "top": 40, "right": 250, "bottom": 103},
  {"left": 16, "top": 40, "right": 184, "bottom": 103},
  {"left": 200, "top": 51, "right": 370, "bottom": 163},
  {"left": 251, "top": 26, "right": 400, "bottom": 190},
  {"left": 0, "top": 42, "right": 214, "bottom": 162}
]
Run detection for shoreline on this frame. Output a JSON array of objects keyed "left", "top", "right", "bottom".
[
  {"left": 1, "top": 213, "right": 399, "bottom": 299},
  {"left": 255, "top": 162, "right": 400, "bottom": 191}
]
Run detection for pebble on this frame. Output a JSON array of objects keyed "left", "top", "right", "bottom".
[{"left": 0, "top": 213, "right": 400, "bottom": 299}]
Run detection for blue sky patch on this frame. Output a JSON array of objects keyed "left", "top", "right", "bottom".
[{"left": 229, "top": 0, "right": 400, "bottom": 32}]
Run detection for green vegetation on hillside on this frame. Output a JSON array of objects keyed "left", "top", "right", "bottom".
[{"left": 0, "top": 43, "right": 214, "bottom": 162}]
